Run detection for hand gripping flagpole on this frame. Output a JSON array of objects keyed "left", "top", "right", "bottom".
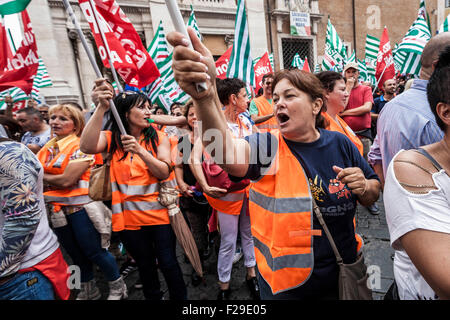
[
  {"left": 166, "top": 0, "right": 207, "bottom": 93},
  {"left": 62, "top": 0, "right": 127, "bottom": 136},
  {"left": 87, "top": 0, "right": 124, "bottom": 94}
]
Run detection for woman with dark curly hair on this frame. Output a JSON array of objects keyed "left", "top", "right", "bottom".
[{"left": 80, "top": 82, "right": 187, "bottom": 300}]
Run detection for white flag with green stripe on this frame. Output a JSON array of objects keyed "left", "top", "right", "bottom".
[
  {"left": 291, "top": 53, "right": 304, "bottom": 69},
  {"left": 397, "top": 14, "right": 431, "bottom": 76},
  {"left": 147, "top": 21, "right": 169, "bottom": 65},
  {"left": 393, "top": 43, "right": 407, "bottom": 72},
  {"left": 0, "top": 0, "right": 30, "bottom": 15},
  {"left": 31, "top": 57, "right": 52, "bottom": 100},
  {"left": 226, "top": 0, "right": 255, "bottom": 86},
  {"left": 365, "top": 58, "right": 377, "bottom": 86},
  {"left": 439, "top": 14, "right": 449, "bottom": 33},
  {"left": 268, "top": 53, "right": 274, "bottom": 72},
  {"left": 187, "top": 5, "right": 202, "bottom": 40},
  {"left": 322, "top": 18, "right": 347, "bottom": 72},
  {"left": 346, "top": 50, "right": 356, "bottom": 64},
  {"left": 365, "top": 34, "right": 380, "bottom": 61},
  {"left": 358, "top": 59, "right": 367, "bottom": 81},
  {"left": 0, "top": 87, "right": 28, "bottom": 110}
]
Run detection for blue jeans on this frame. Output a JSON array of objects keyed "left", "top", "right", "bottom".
[
  {"left": 53, "top": 208, "right": 120, "bottom": 282},
  {"left": 120, "top": 224, "right": 187, "bottom": 300},
  {"left": 0, "top": 271, "right": 55, "bottom": 300}
]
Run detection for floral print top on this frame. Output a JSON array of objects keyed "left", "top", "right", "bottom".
[{"left": 0, "top": 140, "right": 43, "bottom": 278}]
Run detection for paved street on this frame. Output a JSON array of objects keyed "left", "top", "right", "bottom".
[{"left": 65, "top": 192, "right": 393, "bottom": 301}]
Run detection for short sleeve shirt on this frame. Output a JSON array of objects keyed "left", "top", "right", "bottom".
[
  {"left": 342, "top": 85, "right": 374, "bottom": 132},
  {"left": 21, "top": 127, "right": 52, "bottom": 148}
]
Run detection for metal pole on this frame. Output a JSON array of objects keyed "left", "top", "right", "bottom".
[
  {"left": 373, "top": 64, "right": 388, "bottom": 94},
  {"left": 87, "top": 0, "right": 123, "bottom": 93},
  {"left": 61, "top": 0, "right": 127, "bottom": 136},
  {"left": 166, "top": 0, "right": 206, "bottom": 92}
]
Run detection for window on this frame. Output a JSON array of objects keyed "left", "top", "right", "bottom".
[{"left": 281, "top": 38, "right": 314, "bottom": 70}]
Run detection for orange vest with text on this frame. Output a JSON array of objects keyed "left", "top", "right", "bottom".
[
  {"left": 37, "top": 135, "right": 92, "bottom": 209},
  {"left": 105, "top": 130, "right": 176, "bottom": 232},
  {"left": 253, "top": 96, "right": 278, "bottom": 132},
  {"left": 249, "top": 130, "right": 319, "bottom": 294}
]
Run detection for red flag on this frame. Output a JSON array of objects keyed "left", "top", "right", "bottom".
[
  {"left": 375, "top": 27, "right": 395, "bottom": 89},
  {"left": 78, "top": 0, "right": 159, "bottom": 88},
  {"left": 302, "top": 57, "right": 311, "bottom": 72},
  {"left": 253, "top": 52, "right": 273, "bottom": 92},
  {"left": 0, "top": 11, "right": 39, "bottom": 95},
  {"left": 215, "top": 46, "right": 233, "bottom": 80},
  {"left": 0, "top": 19, "right": 14, "bottom": 71}
]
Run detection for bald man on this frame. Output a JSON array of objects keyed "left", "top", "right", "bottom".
[{"left": 368, "top": 32, "right": 450, "bottom": 188}]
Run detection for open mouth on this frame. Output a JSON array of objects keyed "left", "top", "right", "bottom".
[{"left": 277, "top": 113, "right": 290, "bottom": 125}]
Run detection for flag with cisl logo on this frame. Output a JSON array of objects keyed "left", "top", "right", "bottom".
[
  {"left": 253, "top": 52, "right": 272, "bottom": 93},
  {"left": 78, "top": 0, "right": 159, "bottom": 88},
  {"left": 0, "top": 10, "right": 39, "bottom": 95},
  {"left": 375, "top": 27, "right": 395, "bottom": 90}
]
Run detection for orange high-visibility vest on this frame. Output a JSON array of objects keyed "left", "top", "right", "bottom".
[
  {"left": 105, "top": 130, "right": 175, "bottom": 232},
  {"left": 323, "top": 112, "right": 363, "bottom": 156},
  {"left": 253, "top": 96, "right": 278, "bottom": 132},
  {"left": 249, "top": 130, "right": 318, "bottom": 294},
  {"left": 323, "top": 112, "right": 364, "bottom": 253},
  {"left": 37, "top": 135, "right": 92, "bottom": 208},
  {"left": 204, "top": 188, "right": 247, "bottom": 215}
]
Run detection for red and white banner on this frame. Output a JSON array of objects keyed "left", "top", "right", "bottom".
[
  {"left": 253, "top": 52, "right": 273, "bottom": 92},
  {"left": 375, "top": 27, "right": 395, "bottom": 89},
  {"left": 215, "top": 46, "right": 233, "bottom": 80},
  {"left": 78, "top": 0, "right": 159, "bottom": 88},
  {"left": 0, "top": 11, "right": 39, "bottom": 95}
]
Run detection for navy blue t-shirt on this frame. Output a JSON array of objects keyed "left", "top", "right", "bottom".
[{"left": 234, "top": 128, "right": 378, "bottom": 297}]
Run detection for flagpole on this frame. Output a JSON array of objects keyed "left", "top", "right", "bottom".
[
  {"left": 62, "top": 0, "right": 127, "bottom": 136},
  {"left": 87, "top": 0, "right": 124, "bottom": 94},
  {"left": 166, "top": 0, "right": 207, "bottom": 93},
  {"left": 373, "top": 64, "right": 388, "bottom": 94}
]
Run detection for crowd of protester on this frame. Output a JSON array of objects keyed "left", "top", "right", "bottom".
[{"left": 0, "top": 30, "right": 449, "bottom": 300}]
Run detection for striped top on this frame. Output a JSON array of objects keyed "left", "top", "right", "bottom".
[{"left": 368, "top": 79, "right": 444, "bottom": 176}]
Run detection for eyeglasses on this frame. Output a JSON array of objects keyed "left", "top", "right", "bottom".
[{"left": 121, "top": 90, "right": 142, "bottom": 99}]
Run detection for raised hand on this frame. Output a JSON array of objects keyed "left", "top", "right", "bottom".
[{"left": 167, "top": 27, "right": 216, "bottom": 101}]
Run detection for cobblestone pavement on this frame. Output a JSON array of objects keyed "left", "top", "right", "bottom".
[{"left": 66, "top": 193, "right": 393, "bottom": 300}]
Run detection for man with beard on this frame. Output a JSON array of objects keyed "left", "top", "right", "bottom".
[{"left": 371, "top": 78, "right": 396, "bottom": 137}]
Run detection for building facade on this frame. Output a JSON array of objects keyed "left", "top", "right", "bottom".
[{"left": 28, "top": 0, "right": 446, "bottom": 108}]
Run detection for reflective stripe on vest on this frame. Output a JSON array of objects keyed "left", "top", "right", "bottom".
[
  {"left": 37, "top": 135, "right": 92, "bottom": 207},
  {"left": 105, "top": 130, "right": 171, "bottom": 231},
  {"left": 111, "top": 200, "right": 165, "bottom": 215},
  {"left": 249, "top": 129, "right": 315, "bottom": 295}
]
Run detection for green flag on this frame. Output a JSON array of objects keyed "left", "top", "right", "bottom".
[
  {"left": 227, "top": 0, "right": 255, "bottom": 86},
  {"left": 346, "top": 50, "right": 356, "bottom": 63},
  {"left": 357, "top": 59, "right": 367, "bottom": 82},
  {"left": 439, "top": 14, "right": 449, "bottom": 33},
  {"left": 0, "top": 0, "right": 30, "bottom": 15},
  {"left": 322, "top": 18, "right": 347, "bottom": 72},
  {"left": 365, "top": 34, "right": 380, "bottom": 61},
  {"left": 187, "top": 5, "right": 202, "bottom": 40},
  {"left": 147, "top": 21, "right": 169, "bottom": 65},
  {"left": 291, "top": 53, "right": 304, "bottom": 69},
  {"left": 397, "top": 14, "right": 431, "bottom": 76},
  {"left": 31, "top": 57, "right": 52, "bottom": 100}
]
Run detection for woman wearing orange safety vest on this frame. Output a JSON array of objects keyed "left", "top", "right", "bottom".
[
  {"left": 190, "top": 78, "right": 260, "bottom": 300},
  {"left": 37, "top": 104, "right": 126, "bottom": 300},
  {"left": 168, "top": 29, "right": 381, "bottom": 300},
  {"left": 80, "top": 86, "right": 187, "bottom": 300}
]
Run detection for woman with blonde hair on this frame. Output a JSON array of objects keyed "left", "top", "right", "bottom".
[{"left": 37, "top": 104, "right": 126, "bottom": 300}]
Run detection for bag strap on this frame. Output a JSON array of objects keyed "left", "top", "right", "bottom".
[
  {"left": 312, "top": 197, "right": 344, "bottom": 265},
  {"left": 414, "top": 148, "right": 443, "bottom": 171}
]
